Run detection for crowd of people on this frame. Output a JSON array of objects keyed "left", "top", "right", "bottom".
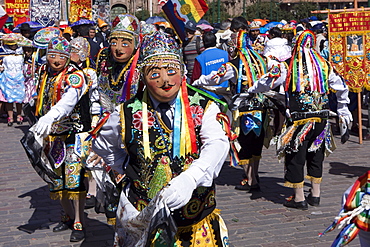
[{"left": 1, "top": 13, "right": 365, "bottom": 246}]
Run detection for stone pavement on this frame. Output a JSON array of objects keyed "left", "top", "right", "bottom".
[{"left": 0, "top": 118, "right": 368, "bottom": 247}]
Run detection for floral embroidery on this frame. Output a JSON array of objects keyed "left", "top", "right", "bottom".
[
  {"left": 190, "top": 105, "right": 203, "bottom": 126},
  {"left": 133, "top": 110, "right": 155, "bottom": 130}
]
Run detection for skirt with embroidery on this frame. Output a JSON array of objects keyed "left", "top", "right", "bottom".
[{"left": 45, "top": 135, "right": 88, "bottom": 200}]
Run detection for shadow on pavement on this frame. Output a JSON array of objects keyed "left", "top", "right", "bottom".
[
  {"left": 80, "top": 217, "right": 114, "bottom": 246},
  {"left": 17, "top": 185, "right": 61, "bottom": 234},
  {"left": 328, "top": 162, "right": 369, "bottom": 178}
]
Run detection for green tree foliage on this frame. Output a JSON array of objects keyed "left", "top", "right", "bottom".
[
  {"left": 291, "top": 2, "right": 319, "bottom": 20},
  {"left": 135, "top": 10, "right": 150, "bottom": 21},
  {"left": 242, "top": 1, "right": 323, "bottom": 22},
  {"left": 203, "top": 1, "right": 232, "bottom": 24},
  {"left": 243, "top": 1, "right": 291, "bottom": 21}
]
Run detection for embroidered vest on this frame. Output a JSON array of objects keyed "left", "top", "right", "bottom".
[
  {"left": 122, "top": 89, "right": 216, "bottom": 227},
  {"left": 96, "top": 48, "right": 140, "bottom": 106},
  {"left": 37, "top": 63, "right": 91, "bottom": 135}
]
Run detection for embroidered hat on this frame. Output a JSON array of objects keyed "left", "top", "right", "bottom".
[
  {"left": 1, "top": 33, "right": 22, "bottom": 45},
  {"left": 139, "top": 31, "right": 183, "bottom": 72},
  {"left": 70, "top": 37, "right": 90, "bottom": 61},
  {"left": 47, "top": 37, "right": 71, "bottom": 58},
  {"left": 141, "top": 23, "right": 157, "bottom": 37},
  {"left": 17, "top": 36, "right": 33, "bottom": 47},
  {"left": 111, "top": 14, "right": 141, "bottom": 48},
  {"left": 33, "top": 27, "right": 62, "bottom": 49},
  {"left": 249, "top": 21, "right": 261, "bottom": 30}
]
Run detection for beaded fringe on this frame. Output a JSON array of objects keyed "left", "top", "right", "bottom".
[
  {"left": 107, "top": 217, "right": 116, "bottom": 226},
  {"left": 305, "top": 175, "right": 323, "bottom": 184},
  {"left": 50, "top": 191, "right": 87, "bottom": 201},
  {"left": 284, "top": 181, "right": 305, "bottom": 188},
  {"left": 239, "top": 159, "right": 252, "bottom": 165}
]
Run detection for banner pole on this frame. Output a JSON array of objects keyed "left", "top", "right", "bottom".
[{"left": 358, "top": 92, "right": 363, "bottom": 144}]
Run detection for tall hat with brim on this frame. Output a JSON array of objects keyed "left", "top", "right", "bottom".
[
  {"left": 47, "top": 36, "right": 71, "bottom": 58},
  {"left": 1, "top": 33, "right": 22, "bottom": 45},
  {"left": 70, "top": 37, "right": 89, "bottom": 61},
  {"left": 33, "top": 27, "right": 62, "bottom": 49},
  {"left": 111, "top": 14, "right": 141, "bottom": 49}
]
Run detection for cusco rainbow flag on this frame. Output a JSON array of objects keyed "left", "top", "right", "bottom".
[{"left": 162, "top": 0, "right": 208, "bottom": 42}]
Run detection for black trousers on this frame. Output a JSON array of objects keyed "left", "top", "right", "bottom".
[
  {"left": 284, "top": 121, "right": 326, "bottom": 184},
  {"left": 237, "top": 128, "right": 265, "bottom": 160}
]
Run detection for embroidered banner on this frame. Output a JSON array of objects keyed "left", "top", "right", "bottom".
[
  {"left": 69, "top": 0, "right": 92, "bottom": 23},
  {"left": 30, "top": 0, "right": 61, "bottom": 27},
  {"left": 328, "top": 11, "right": 370, "bottom": 92},
  {"left": 5, "top": 0, "right": 29, "bottom": 26},
  {"left": 92, "top": 0, "right": 110, "bottom": 23}
]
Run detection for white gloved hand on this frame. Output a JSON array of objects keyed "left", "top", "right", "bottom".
[
  {"left": 160, "top": 172, "right": 197, "bottom": 210},
  {"left": 34, "top": 114, "right": 54, "bottom": 136},
  {"left": 337, "top": 103, "right": 352, "bottom": 126}
]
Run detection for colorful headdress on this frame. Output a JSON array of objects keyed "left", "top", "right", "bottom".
[
  {"left": 320, "top": 171, "right": 370, "bottom": 246},
  {"left": 97, "top": 18, "right": 108, "bottom": 28},
  {"left": 249, "top": 21, "right": 261, "bottom": 31},
  {"left": 17, "top": 36, "right": 33, "bottom": 47},
  {"left": 111, "top": 14, "right": 141, "bottom": 49},
  {"left": 33, "top": 27, "right": 62, "bottom": 49},
  {"left": 236, "top": 30, "right": 267, "bottom": 93},
  {"left": 1, "top": 33, "right": 22, "bottom": 45},
  {"left": 139, "top": 31, "right": 183, "bottom": 73},
  {"left": 285, "top": 30, "right": 329, "bottom": 94},
  {"left": 138, "top": 31, "right": 197, "bottom": 159},
  {"left": 47, "top": 37, "right": 71, "bottom": 58},
  {"left": 141, "top": 23, "right": 157, "bottom": 37},
  {"left": 63, "top": 26, "right": 73, "bottom": 35},
  {"left": 70, "top": 37, "right": 90, "bottom": 61}
]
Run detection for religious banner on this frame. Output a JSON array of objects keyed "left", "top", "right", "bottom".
[
  {"left": 5, "top": 0, "right": 29, "bottom": 26},
  {"left": 69, "top": 0, "right": 92, "bottom": 23},
  {"left": 92, "top": 0, "right": 110, "bottom": 24},
  {"left": 30, "top": 0, "right": 61, "bottom": 27},
  {"left": 328, "top": 11, "right": 370, "bottom": 92}
]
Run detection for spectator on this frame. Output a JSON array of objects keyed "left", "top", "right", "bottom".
[
  {"left": 96, "top": 18, "right": 110, "bottom": 48},
  {"left": 191, "top": 31, "right": 229, "bottom": 100},
  {"left": 183, "top": 20, "right": 204, "bottom": 81},
  {"left": 77, "top": 24, "right": 101, "bottom": 60},
  {"left": 19, "top": 22, "right": 34, "bottom": 40}
]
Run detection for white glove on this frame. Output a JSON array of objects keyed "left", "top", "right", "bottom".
[
  {"left": 34, "top": 114, "right": 54, "bottom": 136},
  {"left": 337, "top": 103, "right": 352, "bottom": 126},
  {"left": 160, "top": 172, "right": 197, "bottom": 210}
]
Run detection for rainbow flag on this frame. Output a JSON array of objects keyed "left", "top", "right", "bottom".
[{"left": 162, "top": 0, "right": 208, "bottom": 42}]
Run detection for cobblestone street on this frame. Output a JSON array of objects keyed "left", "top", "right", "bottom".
[{"left": 0, "top": 118, "right": 368, "bottom": 247}]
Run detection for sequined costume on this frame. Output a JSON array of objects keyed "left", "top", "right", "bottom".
[
  {"left": 35, "top": 61, "right": 91, "bottom": 200},
  {"left": 93, "top": 32, "right": 229, "bottom": 247}
]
